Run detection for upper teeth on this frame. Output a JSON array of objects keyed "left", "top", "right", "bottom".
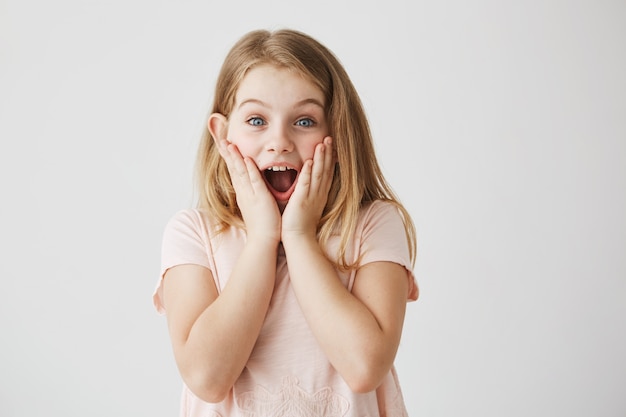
[{"left": 267, "top": 166, "right": 292, "bottom": 171}]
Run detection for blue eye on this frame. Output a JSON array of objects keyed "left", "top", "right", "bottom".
[
  {"left": 296, "top": 118, "right": 315, "bottom": 127},
  {"left": 247, "top": 117, "right": 265, "bottom": 126}
]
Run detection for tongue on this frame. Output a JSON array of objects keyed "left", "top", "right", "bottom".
[{"left": 265, "top": 170, "right": 296, "bottom": 192}]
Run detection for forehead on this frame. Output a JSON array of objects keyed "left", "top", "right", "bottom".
[{"left": 235, "top": 64, "right": 325, "bottom": 107}]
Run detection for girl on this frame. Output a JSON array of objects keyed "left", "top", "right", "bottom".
[{"left": 154, "top": 28, "right": 419, "bottom": 417}]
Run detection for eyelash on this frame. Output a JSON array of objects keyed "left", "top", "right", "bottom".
[
  {"left": 245, "top": 117, "right": 317, "bottom": 128},
  {"left": 247, "top": 117, "right": 265, "bottom": 127},
  {"left": 295, "top": 118, "right": 316, "bottom": 127}
]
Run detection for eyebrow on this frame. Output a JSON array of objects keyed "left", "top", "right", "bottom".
[{"left": 238, "top": 98, "right": 325, "bottom": 110}]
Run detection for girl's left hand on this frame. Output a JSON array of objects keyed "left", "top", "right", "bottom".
[{"left": 281, "top": 136, "right": 335, "bottom": 240}]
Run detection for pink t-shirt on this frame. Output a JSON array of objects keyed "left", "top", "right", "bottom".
[{"left": 153, "top": 200, "right": 418, "bottom": 417}]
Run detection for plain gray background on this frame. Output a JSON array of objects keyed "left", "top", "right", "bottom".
[{"left": 1, "top": 0, "right": 625, "bottom": 416}]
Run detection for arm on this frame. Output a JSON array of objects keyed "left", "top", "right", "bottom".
[
  {"left": 281, "top": 137, "right": 411, "bottom": 392},
  {"left": 162, "top": 236, "right": 278, "bottom": 403},
  {"left": 163, "top": 135, "right": 282, "bottom": 403},
  {"left": 282, "top": 235, "right": 409, "bottom": 393}
]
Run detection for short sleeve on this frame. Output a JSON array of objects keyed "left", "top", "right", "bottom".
[
  {"left": 358, "top": 201, "right": 418, "bottom": 301},
  {"left": 152, "top": 209, "right": 214, "bottom": 314}
]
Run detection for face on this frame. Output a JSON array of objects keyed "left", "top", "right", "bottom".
[{"left": 212, "top": 64, "right": 329, "bottom": 209}]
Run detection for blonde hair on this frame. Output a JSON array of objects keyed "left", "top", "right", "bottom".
[{"left": 196, "top": 29, "right": 416, "bottom": 269}]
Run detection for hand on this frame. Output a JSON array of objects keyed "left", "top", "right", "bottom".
[
  {"left": 216, "top": 139, "right": 282, "bottom": 244},
  {"left": 281, "top": 136, "right": 335, "bottom": 241}
]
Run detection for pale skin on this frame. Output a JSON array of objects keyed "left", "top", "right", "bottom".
[{"left": 162, "top": 64, "right": 411, "bottom": 403}]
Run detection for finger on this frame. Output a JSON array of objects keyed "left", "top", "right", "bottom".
[
  {"left": 307, "top": 136, "right": 334, "bottom": 202},
  {"left": 328, "top": 136, "right": 338, "bottom": 165},
  {"left": 309, "top": 140, "right": 327, "bottom": 196},
  {"left": 322, "top": 136, "right": 334, "bottom": 180},
  {"left": 243, "top": 157, "right": 268, "bottom": 194},
  {"left": 219, "top": 140, "right": 243, "bottom": 178},
  {"left": 216, "top": 139, "right": 236, "bottom": 173},
  {"left": 223, "top": 143, "right": 254, "bottom": 192},
  {"left": 293, "top": 159, "right": 313, "bottom": 199},
  {"left": 215, "top": 138, "right": 230, "bottom": 160},
  {"left": 227, "top": 144, "right": 245, "bottom": 175},
  {"left": 323, "top": 136, "right": 335, "bottom": 190}
]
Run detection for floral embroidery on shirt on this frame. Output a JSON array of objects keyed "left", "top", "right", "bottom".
[{"left": 236, "top": 376, "right": 349, "bottom": 417}]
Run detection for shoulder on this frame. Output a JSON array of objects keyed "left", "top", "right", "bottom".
[
  {"left": 161, "top": 208, "right": 221, "bottom": 251},
  {"left": 162, "top": 208, "right": 246, "bottom": 255},
  {"left": 164, "top": 208, "right": 217, "bottom": 236},
  {"left": 356, "top": 200, "right": 410, "bottom": 259},
  {"left": 362, "top": 199, "right": 399, "bottom": 214},
  {"left": 358, "top": 200, "right": 405, "bottom": 228},
  {"left": 166, "top": 208, "right": 209, "bottom": 228}
]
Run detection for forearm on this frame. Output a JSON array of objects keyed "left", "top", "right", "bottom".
[
  {"left": 177, "top": 238, "right": 278, "bottom": 401},
  {"left": 282, "top": 235, "right": 400, "bottom": 392}
]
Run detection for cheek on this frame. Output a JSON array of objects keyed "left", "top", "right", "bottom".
[
  {"left": 299, "top": 138, "right": 323, "bottom": 160},
  {"left": 228, "top": 131, "right": 257, "bottom": 158},
  {"left": 234, "top": 142, "right": 256, "bottom": 158}
]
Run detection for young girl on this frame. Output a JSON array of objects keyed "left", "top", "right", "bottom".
[{"left": 153, "top": 28, "right": 419, "bottom": 417}]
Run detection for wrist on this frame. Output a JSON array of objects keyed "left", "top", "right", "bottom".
[
  {"left": 246, "top": 231, "right": 281, "bottom": 248},
  {"left": 280, "top": 230, "right": 318, "bottom": 248}
]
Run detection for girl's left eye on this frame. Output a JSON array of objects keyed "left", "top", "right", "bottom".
[{"left": 295, "top": 118, "right": 315, "bottom": 127}]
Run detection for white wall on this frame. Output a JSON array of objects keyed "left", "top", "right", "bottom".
[{"left": 1, "top": 1, "right": 624, "bottom": 416}]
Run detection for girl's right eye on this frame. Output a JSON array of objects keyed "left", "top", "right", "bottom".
[{"left": 247, "top": 117, "right": 266, "bottom": 126}]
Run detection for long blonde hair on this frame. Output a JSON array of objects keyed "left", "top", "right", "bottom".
[{"left": 196, "top": 29, "right": 416, "bottom": 269}]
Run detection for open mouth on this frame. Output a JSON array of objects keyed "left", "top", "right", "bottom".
[{"left": 263, "top": 166, "right": 298, "bottom": 195}]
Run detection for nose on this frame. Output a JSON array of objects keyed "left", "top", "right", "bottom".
[{"left": 265, "top": 124, "right": 294, "bottom": 154}]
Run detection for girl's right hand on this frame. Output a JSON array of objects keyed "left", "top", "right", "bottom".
[{"left": 216, "top": 139, "right": 282, "bottom": 244}]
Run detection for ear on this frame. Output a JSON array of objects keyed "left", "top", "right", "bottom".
[{"left": 207, "top": 113, "right": 228, "bottom": 144}]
